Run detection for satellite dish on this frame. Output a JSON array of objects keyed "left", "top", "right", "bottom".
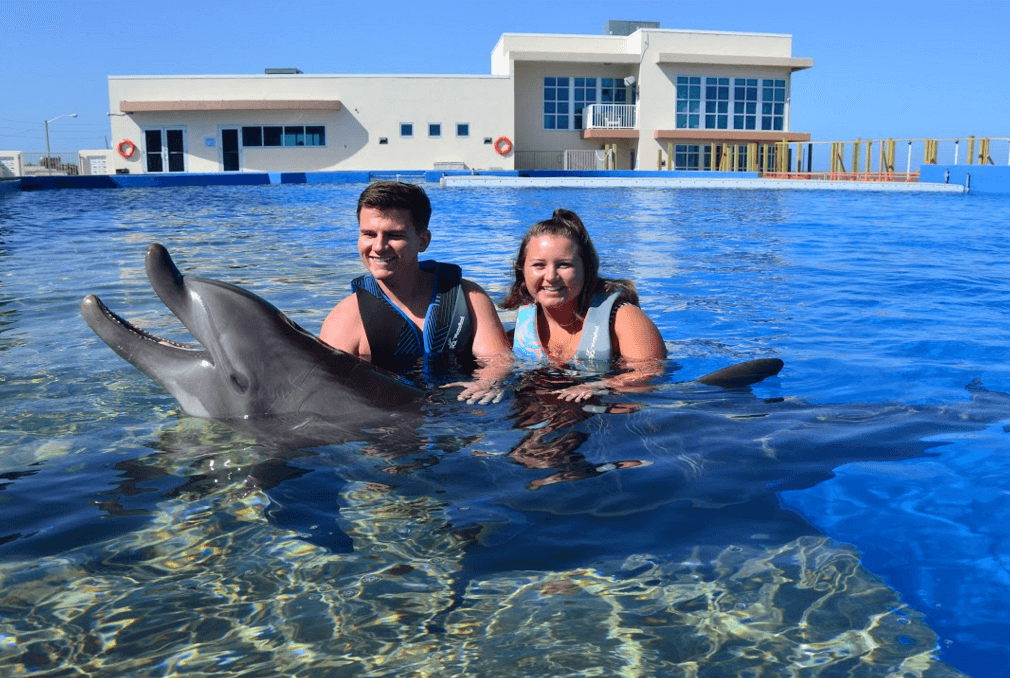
[{"left": 623, "top": 75, "right": 636, "bottom": 86}]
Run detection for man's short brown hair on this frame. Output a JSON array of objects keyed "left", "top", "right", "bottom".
[{"left": 356, "top": 181, "right": 432, "bottom": 233}]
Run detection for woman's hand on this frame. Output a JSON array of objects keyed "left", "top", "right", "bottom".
[
  {"left": 552, "top": 381, "right": 608, "bottom": 402},
  {"left": 442, "top": 379, "right": 505, "bottom": 405}
]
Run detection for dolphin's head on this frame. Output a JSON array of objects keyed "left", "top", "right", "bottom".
[{"left": 82, "top": 244, "right": 422, "bottom": 419}]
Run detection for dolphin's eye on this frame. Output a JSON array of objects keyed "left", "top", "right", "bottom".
[{"left": 230, "top": 373, "right": 250, "bottom": 394}]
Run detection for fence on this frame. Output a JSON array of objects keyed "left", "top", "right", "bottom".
[
  {"left": 655, "top": 136, "right": 1010, "bottom": 179},
  {"left": 515, "top": 150, "right": 565, "bottom": 171},
  {"left": 0, "top": 150, "right": 117, "bottom": 176}
]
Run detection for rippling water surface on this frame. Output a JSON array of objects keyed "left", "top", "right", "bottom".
[{"left": 2, "top": 183, "right": 1009, "bottom": 677}]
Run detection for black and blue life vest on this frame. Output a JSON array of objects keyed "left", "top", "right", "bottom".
[{"left": 352, "top": 260, "right": 474, "bottom": 372}]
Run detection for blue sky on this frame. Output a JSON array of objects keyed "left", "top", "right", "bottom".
[{"left": 2, "top": 0, "right": 1007, "bottom": 152}]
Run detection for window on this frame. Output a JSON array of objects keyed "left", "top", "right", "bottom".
[
  {"left": 733, "top": 79, "right": 758, "bottom": 131},
  {"left": 675, "top": 76, "right": 701, "bottom": 129},
  {"left": 673, "top": 144, "right": 757, "bottom": 171},
  {"left": 704, "top": 77, "right": 729, "bottom": 130},
  {"left": 544, "top": 76, "right": 635, "bottom": 131},
  {"left": 456, "top": 123, "right": 469, "bottom": 137},
  {"left": 572, "top": 78, "right": 596, "bottom": 129},
  {"left": 263, "top": 126, "right": 282, "bottom": 146},
  {"left": 675, "top": 144, "right": 701, "bottom": 170},
  {"left": 242, "top": 127, "right": 262, "bottom": 146},
  {"left": 543, "top": 77, "right": 569, "bottom": 130},
  {"left": 305, "top": 126, "right": 325, "bottom": 145},
  {"left": 761, "top": 79, "right": 786, "bottom": 131},
  {"left": 428, "top": 123, "right": 441, "bottom": 138},
  {"left": 676, "top": 76, "right": 787, "bottom": 132},
  {"left": 400, "top": 123, "right": 413, "bottom": 137},
  {"left": 240, "top": 125, "right": 325, "bottom": 147}
]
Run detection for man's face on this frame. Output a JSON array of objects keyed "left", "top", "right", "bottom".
[{"left": 357, "top": 207, "right": 431, "bottom": 284}]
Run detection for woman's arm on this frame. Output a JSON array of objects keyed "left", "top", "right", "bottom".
[{"left": 552, "top": 303, "right": 666, "bottom": 402}]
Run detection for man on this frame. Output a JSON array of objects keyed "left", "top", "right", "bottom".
[{"left": 321, "top": 181, "right": 511, "bottom": 402}]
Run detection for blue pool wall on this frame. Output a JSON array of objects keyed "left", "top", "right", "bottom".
[
  {"left": 919, "top": 165, "right": 1010, "bottom": 194},
  {"left": 8, "top": 169, "right": 751, "bottom": 192},
  {"left": 5, "top": 165, "right": 1010, "bottom": 194}
]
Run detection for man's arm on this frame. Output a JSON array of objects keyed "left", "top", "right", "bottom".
[
  {"left": 449, "top": 280, "right": 513, "bottom": 403},
  {"left": 461, "top": 279, "right": 511, "bottom": 359},
  {"left": 320, "top": 295, "right": 370, "bottom": 359}
]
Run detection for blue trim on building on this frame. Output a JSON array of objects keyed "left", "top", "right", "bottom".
[{"left": 920, "top": 165, "right": 1010, "bottom": 194}]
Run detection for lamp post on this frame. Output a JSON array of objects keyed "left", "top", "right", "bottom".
[{"left": 44, "top": 113, "right": 77, "bottom": 174}]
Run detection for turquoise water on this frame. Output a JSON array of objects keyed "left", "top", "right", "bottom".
[{"left": 2, "top": 184, "right": 1009, "bottom": 676}]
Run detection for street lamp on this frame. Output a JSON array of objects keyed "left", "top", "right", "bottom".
[{"left": 44, "top": 113, "right": 77, "bottom": 174}]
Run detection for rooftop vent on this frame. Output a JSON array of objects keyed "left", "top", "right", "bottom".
[
  {"left": 264, "top": 68, "right": 303, "bottom": 74},
  {"left": 603, "top": 20, "right": 660, "bottom": 36}
]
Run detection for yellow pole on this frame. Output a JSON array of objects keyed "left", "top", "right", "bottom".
[
  {"left": 667, "top": 142, "right": 672, "bottom": 170},
  {"left": 886, "top": 139, "right": 895, "bottom": 173},
  {"left": 967, "top": 136, "right": 975, "bottom": 165},
  {"left": 747, "top": 143, "right": 757, "bottom": 172},
  {"left": 710, "top": 143, "right": 717, "bottom": 171},
  {"left": 852, "top": 138, "right": 861, "bottom": 178},
  {"left": 795, "top": 143, "right": 802, "bottom": 173},
  {"left": 657, "top": 148, "right": 663, "bottom": 170},
  {"left": 864, "top": 141, "right": 872, "bottom": 174},
  {"left": 980, "top": 138, "right": 991, "bottom": 164}
]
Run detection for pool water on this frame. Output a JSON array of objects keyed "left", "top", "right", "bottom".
[{"left": 2, "top": 184, "right": 1009, "bottom": 677}]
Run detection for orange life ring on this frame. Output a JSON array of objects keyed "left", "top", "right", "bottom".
[
  {"left": 493, "top": 136, "right": 512, "bottom": 156},
  {"left": 117, "top": 139, "right": 137, "bottom": 158}
]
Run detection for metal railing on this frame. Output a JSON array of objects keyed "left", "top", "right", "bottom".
[
  {"left": 584, "top": 104, "right": 637, "bottom": 129},
  {"left": 18, "top": 151, "right": 81, "bottom": 176},
  {"left": 515, "top": 150, "right": 564, "bottom": 171}
]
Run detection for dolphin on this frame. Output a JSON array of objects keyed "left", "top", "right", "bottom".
[
  {"left": 81, "top": 244, "right": 424, "bottom": 428},
  {"left": 81, "top": 244, "right": 783, "bottom": 435}
]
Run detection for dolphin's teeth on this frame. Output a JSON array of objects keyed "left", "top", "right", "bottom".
[{"left": 94, "top": 296, "right": 199, "bottom": 350}]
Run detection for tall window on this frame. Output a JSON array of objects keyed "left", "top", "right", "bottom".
[
  {"left": 544, "top": 77, "right": 570, "bottom": 130},
  {"left": 733, "top": 79, "right": 758, "bottom": 130},
  {"left": 544, "top": 76, "right": 634, "bottom": 131},
  {"left": 761, "top": 79, "right": 786, "bottom": 131},
  {"left": 677, "top": 76, "right": 787, "bottom": 132},
  {"left": 675, "top": 76, "right": 701, "bottom": 129},
  {"left": 705, "top": 77, "right": 729, "bottom": 130}
]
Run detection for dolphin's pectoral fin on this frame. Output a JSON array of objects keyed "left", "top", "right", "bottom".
[
  {"left": 694, "top": 358, "right": 784, "bottom": 389},
  {"left": 81, "top": 294, "right": 209, "bottom": 380}
]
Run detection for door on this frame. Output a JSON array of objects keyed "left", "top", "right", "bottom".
[
  {"left": 143, "top": 128, "right": 186, "bottom": 173},
  {"left": 221, "top": 128, "right": 240, "bottom": 171}
]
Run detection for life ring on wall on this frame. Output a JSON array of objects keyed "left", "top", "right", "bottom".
[
  {"left": 117, "top": 139, "right": 137, "bottom": 158},
  {"left": 493, "top": 136, "right": 513, "bottom": 156}
]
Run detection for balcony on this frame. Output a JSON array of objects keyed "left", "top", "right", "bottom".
[{"left": 582, "top": 104, "right": 639, "bottom": 139}]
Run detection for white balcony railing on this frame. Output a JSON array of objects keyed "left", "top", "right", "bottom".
[{"left": 584, "top": 103, "right": 637, "bottom": 130}]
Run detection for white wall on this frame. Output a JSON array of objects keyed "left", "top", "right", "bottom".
[{"left": 108, "top": 74, "right": 514, "bottom": 173}]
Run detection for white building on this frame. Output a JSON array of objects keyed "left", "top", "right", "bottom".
[{"left": 106, "top": 21, "right": 812, "bottom": 175}]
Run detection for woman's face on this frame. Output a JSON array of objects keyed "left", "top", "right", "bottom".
[{"left": 522, "top": 234, "right": 585, "bottom": 310}]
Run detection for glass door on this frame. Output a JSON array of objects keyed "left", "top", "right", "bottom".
[
  {"left": 221, "top": 129, "right": 240, "bottom": 171},
  {"left": 143, "top": 128, "right": 187, "bottom": 173}
]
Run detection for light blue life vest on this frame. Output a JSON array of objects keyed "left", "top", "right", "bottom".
[{"left": 512, "top": 291, "right": 621, "bottom": 364}]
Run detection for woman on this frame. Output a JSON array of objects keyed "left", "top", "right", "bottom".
[{"left": 501, "top": 208, "right": 667, "bottom": 401}]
